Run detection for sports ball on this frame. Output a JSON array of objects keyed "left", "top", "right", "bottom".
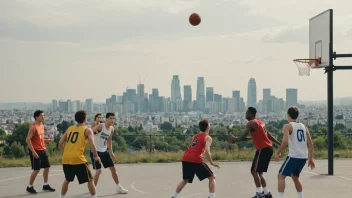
[{"left": 189, "top": 13, "right": 201, "bottom": 26}]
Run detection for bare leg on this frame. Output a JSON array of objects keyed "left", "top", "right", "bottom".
[
  {"left": 278, "top": 174, "right": 286, "bottom": 193},
  {"left": 251, "top": 171, "right": 262, "bottom": 187},
  {"left": 208, "top": 175, "right": 216, "bottom": 193},
  {"left": 176, "top": 180, "right": 188, "bottom": 193},
  {"left": 29, "top": 170, "right": 40, "bottom": 186},
  {"left": 87, "top": 180, "right": 97, "bottom": 196},
  {"left": 258, "top": 172, "right": 267, "bottom": 187},
  {"left": 43, "top": 168, "right": 49, "bottom": 183},
  {"left": 108, "top": 166, "right": 119, "bottom": 184},
  {"left": 291, "top": 175, "right": 303, "bottom": 192},
  {"left": 60, "top": 180, "right": 70, "bottom": 196},
  {"left": 93, "top": 169, "right": 102, "bottom": 186}
]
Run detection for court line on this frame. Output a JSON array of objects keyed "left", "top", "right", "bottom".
[
  {"left": 303, "top": 171, "right": 319, "bottom": 175},
  {"left": 339, "top": 176, "right": 352, "bottom": 181},
  {"left": 304, "top": 170, "right": 352, "bottom": 181},
  {"left": 0, "top": 173, "right": 63, "bottom": 183},
  {"left": 130, "top": 181, "right": 148, "bottom": 195}
]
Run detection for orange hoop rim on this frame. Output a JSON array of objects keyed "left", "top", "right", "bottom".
[{"left": 293, "top": 57, "right": 321, "bottom": 67}]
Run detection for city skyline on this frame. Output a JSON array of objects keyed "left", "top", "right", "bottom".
[{"left": 1, "top": 1, "right": 352, "bottom": 103}]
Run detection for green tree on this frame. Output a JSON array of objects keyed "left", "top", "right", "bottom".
[
  {"left": 57, "top": 121, "right": 74, "bottom": 134},
  {"left": 160, "top": 122, "right": 173, "bottom": 131},
  {"left": 8, "top": 123, "right": 30, "bottom": 146},
  {"left": 10, "top": 141, "right": 25, "bottom": 158},
  {"left": 0, "top": 129, "right": 6, "bottom": 137}
]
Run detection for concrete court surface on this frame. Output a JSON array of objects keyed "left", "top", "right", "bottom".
[{"left": 0, "top": 159, "right": 352, "bottom": 198}]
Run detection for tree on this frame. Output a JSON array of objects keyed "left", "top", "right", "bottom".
[
  {"left": 10, "top": 141, "right": 26, "bottom": 158},
  {"left": 0, "top": 129, "right": 6, "bottom": 137},
  {"left": 160, "top": 122, "right": 172, "bottom": 131},
  {"left": 57, "top": 121, "right": 74, "bottom": 134},
  {"left": 8, "top": 123, "right": 30, "bottom": 146}
]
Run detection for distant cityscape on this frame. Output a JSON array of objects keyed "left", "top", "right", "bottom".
[
  {"left": 1, "top": 75, "right": 352, "bottom": 136},
  {"left": 50, "top": 76, "right": 301, "bottom": 115}
]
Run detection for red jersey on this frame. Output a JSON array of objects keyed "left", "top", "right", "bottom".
[
  {"left": 31, "top": 123, "right": 46, "bottom": 151},
  {"left": 182, "top": 132, "right": 208, "bottom": 163},
  {"left": 250, "top": 119, "right": 272, "bottom": 150}
]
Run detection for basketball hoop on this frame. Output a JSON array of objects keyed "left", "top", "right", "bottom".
[{"left": 293, "top": 58, "right": 321, "bottom": 76}]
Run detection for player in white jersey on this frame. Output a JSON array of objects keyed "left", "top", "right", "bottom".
[
  {"left": 275, "top": 107, "right": 315, "bottom": 198},
  {"left": 90, "top": 112, "right": 128, "bottom": 194}
]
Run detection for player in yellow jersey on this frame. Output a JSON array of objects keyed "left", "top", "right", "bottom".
[{"left": 58, "top": 110, "right": 101, "bottom": 198}]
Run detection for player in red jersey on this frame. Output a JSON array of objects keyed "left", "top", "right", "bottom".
[
  {"left": 228, "top": 107, "right": 281, "bottom": 198},
  {"left": 171, "top": 120, "right": 220, "bottom": 198}
]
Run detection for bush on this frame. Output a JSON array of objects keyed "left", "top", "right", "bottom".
[{"left": 10, "top": 142, "right": 25, "bottom": 158}]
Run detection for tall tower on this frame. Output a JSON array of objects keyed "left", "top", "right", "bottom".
[
  {"left": 171, "top": 75, "right": 181, "bottom": 102},
  {"left": 247, "top": 78, "right": 257, "bottom": 108},
  {"left": 263, "top": 88, "right": 271, "bottom": 112},
  {"left": 286, "top": 88, "right": 298, "bottom": 109},
  {"left": 196, "top": 77, "right": 205, "bottom": 111}
]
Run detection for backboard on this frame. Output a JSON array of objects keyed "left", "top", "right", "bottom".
[{"left": 309, "top": 9, "right": 333, "bottom": 67}]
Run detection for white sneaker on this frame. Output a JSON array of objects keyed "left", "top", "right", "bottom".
[{"left": 117, "top": 186, "right": 128, "bottom": 194}]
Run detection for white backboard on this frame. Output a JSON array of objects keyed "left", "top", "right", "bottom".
[{"left": 309, "top": 9, "right": 332, "bottom": 67}]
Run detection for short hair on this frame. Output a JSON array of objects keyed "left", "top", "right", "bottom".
[
  {"left": 94, "top": 113, "right": 102, "bottom": 120},
  {"left": 199, "top": 120, "right": 209, "bottom": 132},
  {"left": 33, "top": 110, "right": 44, "bottom": 120},
  {"left": 105, "top": 112, "right": 115, "bottom": 118},
  {"left": 247, "top": 107, "right": 257, "bottom": 116},
  {"left": 75, "top": 110, "right": 87, "bottom": 124},
  {"left": 288, "top": 107, "right": 299, "bottom": 119}
]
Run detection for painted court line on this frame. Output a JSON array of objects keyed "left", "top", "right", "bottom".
[
  {"left": 181, "top": 192, "right": 206, "bottom": 197},
  {"left": 130, "top": 181, "right": 148, "bottom": 195},
  {"left": 339, "top": 176, "right": 352, "bottom": 181}
]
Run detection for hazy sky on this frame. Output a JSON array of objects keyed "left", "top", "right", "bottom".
[{"left": 1, "top": 0, "right": 352, "bottom": 103}]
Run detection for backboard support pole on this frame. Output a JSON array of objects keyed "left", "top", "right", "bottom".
[{"left": 327, "top": 41, "right": 334, "bottom": 176}]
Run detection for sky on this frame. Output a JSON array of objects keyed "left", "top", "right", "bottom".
[{"left": 1, "top": 0, "right": 352, "bottom": 103}]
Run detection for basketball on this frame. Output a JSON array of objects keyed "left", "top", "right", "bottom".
[{"left": 189, "top": 13, "right": 201, "bottom": 26}]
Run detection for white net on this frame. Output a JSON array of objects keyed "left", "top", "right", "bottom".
[
  {"left": 294, "top": 61, "right": 311, "bottom": 76},
  {"left": 293, "top": 59, "right": 320, "bottom": 76}
]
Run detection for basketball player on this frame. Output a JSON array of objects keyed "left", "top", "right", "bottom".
[
  {"left": 275, "top": 107, "right": 315, "bottom": 198},
  {"left": 91, "top": 113, "right": 102, "bottom": 129},
  {"left": 91, "top": 112, "right": 128, "bottom": 194},
  {"left": 25, "top": 110, "right": 55, "bottom": 194},
  {"left": 228, "top": 107, "right": 281, "bottom": 198},
  {"left": 59, "top": 110, "right": 101, "bottom": 198},
  {"left": 171, "top": 120, "right": 220, "bottom": 198}
]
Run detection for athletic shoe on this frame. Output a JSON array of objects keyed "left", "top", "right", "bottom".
[
  {"left": 43, "top": 184, "right": 56, "bottom": 192},
  {"left": 252, "top": 192, "right": 265, "bottom": 198},
  {"left": 117, "top": 185, "right": 128, "bottom": 194},
  {"left": 26, "top": 186, "right": 37, "bottom": 194},
  {"left": 265, "top": 192, "right": 273, "bottom": 198}
]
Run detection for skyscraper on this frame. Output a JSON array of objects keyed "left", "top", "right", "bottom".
[
  {"left": 206, "top": 87, "right": 214, "bottom": 102},
  {"left": 137, "top": 84, "right": 145, "bottom": 112},
  {"left": 171, "top": 75, "right": 181, "bottom": 102},
  {"left": 183, "top": 85, "right": 192, "bottom": 112},
  {"left": 196, "top": 77, "right": 205, "bottom": 111},
  {"left": 247, "top": 78, "right": 257, "bottom": 108},
  {"left": 263, "top": 88, "right": 271, "bottom": 113},
  {"left": 286, "top": 88, "right": 298, "bottom": 108},
  {"left": 85, "top": 98, "right": 93, "bottom": 113},
  {"left": 232, "top": 90, "right": 240, "bottom": 112}
]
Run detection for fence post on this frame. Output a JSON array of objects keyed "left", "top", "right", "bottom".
[{"left": 149, "top": 134, "right": 152, "bottom": 153}]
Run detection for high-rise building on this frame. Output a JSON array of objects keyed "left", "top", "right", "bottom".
[
  {"left": 263, "top": 88, "right": 271, "bottom": 113},
  {"left": 196, "top": 77, "right": 205, "bottom": 111},
  {"left": 137, "top": 84, "right": 145, "bottom": 112},
  {"left": 206, "top": 87, "right": 214, "bottom": 102},
  {"left": 171, "top": 75, "right": 181, "bottom": 102},
  {"left": 183, "top": 85, "right": 192, "bottom": 112},
  {"left": 85, "top": 98, "right": 93, "bottom": 113},
  {"left": 52, "top": 100, "right": 58, "bottom": 111},
  {"left": 247, "top": 78, "right": 257, "bottom": 108},
  {"left": 286, "top": 88, "right": 298, "bottom": 108},
  {"left": 214, "top": 94, "right": 222, "bottom": 103},
  {"left": 232, "top": 90, "right": 240, "bottom": 112},
  {"left": 152, "top": 88, "right": 159, "bottom": 112}
]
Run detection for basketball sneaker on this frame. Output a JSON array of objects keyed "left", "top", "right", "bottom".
[
  {"left": 264, "top": 192, "right": 273, "bottom": 198},
  {"left": 26, "top": 186, "right": 37, "bottom": 194},
  {"left": 252, "top": 192, "right": 265, "bottom": 198},
  {"left": 116, "top": 185, "right": 128, "bottom": 194},
  {"left": 43, "top": 184, "right": 56, "bottom": 192}
]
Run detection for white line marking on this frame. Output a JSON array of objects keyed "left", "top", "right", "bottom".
[
  {"left": 0, "top": 173, "right": 63, "bottom": 183},
  {"left": 339, "top": 176, "right": 352, "bottom": 181},
  {"left": 304, "top": 171, "right": 319, "bottom": 175},
  {"left": 181, "top": 192, "right": 206, "bottom": 197},
  {"left": 130, "top": 181, "right": 148, "bottom": 195}
]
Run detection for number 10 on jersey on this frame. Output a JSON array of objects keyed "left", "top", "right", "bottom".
[
  {"left": 67, "top": 132, "right": 79, "bottom": 144},
  {"left": 297, "top": 129, "right": 306, "bottom": 142}
]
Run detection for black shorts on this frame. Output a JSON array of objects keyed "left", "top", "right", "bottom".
[
  {"left": 63, "top": 163, "right": 93, "bottom": 184},
  {"left": 251, "top": 146, "right": 273, "bottom": 173},
  {"left": 28, "top": 149, "right": 51, "bottom": 171},
  {"left": 182, "top": 161, "right": 213, "bottom": 183},
  {"left": 90, "top": 150, "right": 114, "bottom": 170}
]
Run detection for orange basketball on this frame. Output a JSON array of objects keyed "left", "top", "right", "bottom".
[{"left": 189, "top": 13, "right": 201, "bottom": 26}]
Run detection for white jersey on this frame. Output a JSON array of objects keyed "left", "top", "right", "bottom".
[
  {"left": 288, "top": 122, "right": 308, "bottom": 159},
  {"left": 94, "top": 123, "right": 113, "bottom": 152}
]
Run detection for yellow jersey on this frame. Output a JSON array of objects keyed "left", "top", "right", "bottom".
[{"left": 61, "top": 125, "right": 88, "bottom": 164}]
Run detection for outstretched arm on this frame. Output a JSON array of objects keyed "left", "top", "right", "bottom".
[{"left": 228, "top": 121, "right": 253, "bottom": 142}]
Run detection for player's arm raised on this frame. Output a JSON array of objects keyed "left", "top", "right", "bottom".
[
  {"left": 26, "top": 125, "right": 39, "bottom": 159},
  {"left": 204, "top": 136, "right": 219, "bottom": 168},
  {"left": 275, "top": 124, "right": 290, "bottom": 161},
  {"left": 108, "top": 127, "right": 116, "bottom": 161},
  {"left": 85, "top": 128, "right": 101, "bottom": 164},
  {"left": 228, "top": 121, "right": 253, "bottom": 143},
  {"left": 305, "top": 126, "right": 315, "bottom": 169}
]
